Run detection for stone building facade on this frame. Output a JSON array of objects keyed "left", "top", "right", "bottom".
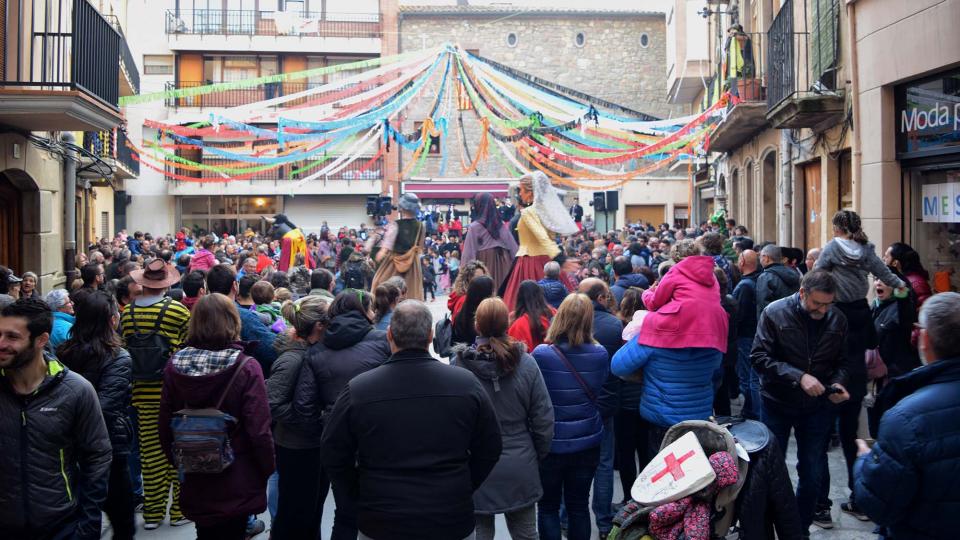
[{"left": 397, "top": 6, "right": 689, "bottom": 228}]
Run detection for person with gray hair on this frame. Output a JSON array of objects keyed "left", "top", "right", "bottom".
[
  {"left": 44, "top": 289, "right": 75, "bottom": 350},
  {"left": 853, "top": 292, "right": 960, "bottom": 537},
  {"left": 756, "top": 244, "right": 800, "bottom": 319},
  {"left": 538, "top": 261, "right": 567, "bottom": 309},
  {"left": 321, "top": 299, "right": 502, "bottom": 540}
]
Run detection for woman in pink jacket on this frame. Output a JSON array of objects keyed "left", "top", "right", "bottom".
[{"left": 188, "top": 235, "right": 218, "bottom": 273}]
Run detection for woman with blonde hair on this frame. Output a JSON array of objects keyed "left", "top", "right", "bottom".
[
  {"left": 455, "top": 298, "right": 554, "bottom": 540},
  {"left": 158, "top": 293, "right": 275, "bottom": 539},
  {"left": 267, "top": 296, "right": 332, "bottom": 539},
  {"left": 448, "top": 259, "right": 489, "bottom": 319},
  {"left": 531, "top": 293, "right": 609, "bottom": 540}
]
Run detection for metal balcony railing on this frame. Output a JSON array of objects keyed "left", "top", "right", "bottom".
[
  {"left": 702, "top": 31, "right": 767, "bottom": 109},
  {"left": 164, "top": 80, "right": 363, "bottom": 108},
  {"left": 83, "top": 128, "right": 139, "bottom": 176},
  {"left": 104, "top": 14, "right": 141, "bottom": 94},
  {"left": 164, "top": 9, "right": 381, "bottom": 38},
  {"left": 196, "top": 155, "right": 383, "bottom": 181},
  {"left": 766, "top": 0, "right": 840, "bottom": 111},
  {"left": 0, "top": 0, "right": 120, "bottom": 108}
]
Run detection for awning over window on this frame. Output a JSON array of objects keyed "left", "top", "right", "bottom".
[{"left": 403, "top": 182, "right": 510, "bottom": 200}]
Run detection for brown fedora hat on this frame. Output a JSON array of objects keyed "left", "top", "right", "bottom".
[{"left": 130, "top": 259, "right": 181, "bottom": 289}]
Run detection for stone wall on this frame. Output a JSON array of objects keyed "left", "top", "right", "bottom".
[{"left": 398, "top": 12, "right": 685, "bottom": 180}]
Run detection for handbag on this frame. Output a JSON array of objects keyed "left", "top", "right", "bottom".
[
  {"left": 550, "top": 345, "right": 596, "bottom": 403},
  {"left": 865, "top": 347, "right": 888, "bottom": 381}
]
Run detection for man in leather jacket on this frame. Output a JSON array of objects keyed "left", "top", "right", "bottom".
[{"left": 751, "top": 269, "right": 852, "bottom": 537}]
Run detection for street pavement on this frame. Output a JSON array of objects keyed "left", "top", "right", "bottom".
[{"left": 104, "top": 294, "right": 876, "bottom": 540}]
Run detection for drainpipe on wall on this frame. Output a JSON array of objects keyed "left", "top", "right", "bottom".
[
  {"left": 779, "top": 129, "right": 793, "bottom": 245},
  {"left": 846, "top": 0, "right": 862, "bottom": 213},
  {"left": 62, "top": 132, "right": 78, "bottom": 283}
]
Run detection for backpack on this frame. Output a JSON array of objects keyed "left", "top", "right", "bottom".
[
  {"left": 343, "top": 262, "right": 365, "bottom": 290},
  {"left": 126, "top": 298, "right": 175, "bottom": 381},
  {"left": 170, "top": 356, "right": 250, "bottom": 477},
  {"left": 433, "top": 314, "right": 453, "bottom": 358}
]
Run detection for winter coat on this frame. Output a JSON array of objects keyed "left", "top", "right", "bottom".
[
  {"left": 187, "top": 248, "right": 216, "bottom": 272},
  {"left": 266, "top": 335, "right": 319, "bottom": 449},
  {"left": 236, "top": 301, "right": 278, "bottom": 375},
  {"left": 508, "top": 312, "right": 552, "bottom": 352},
  {"left": 532, "top": 340, "right": 609, "bottom": 454},
  {"left": 455, "top": 346, "right": 554, "bottom": 513},
  {"left": 905, "top": 270, "right": 932, "bottom": 307},
  {"left": 320, "top": 349, "right": 502, "bottom": 540},
  {"left": 294, "top": 311, "right": 390, "bottom": 434},
  {"left": 755, "top": 264, "right": 800, "bottom": 320},
  {"left": 374, "top": 310, "right": 393, "bottom": 331},
  {"left": 733, "top": 271, "right": 760, "bottom": 338},
  {"left": 611, "top": 273, "right": 650, "bottom": 306},
  {"left": 158, "top": 346, "right": 275, "bottom": 526},
  {"left": 814, "top": 239, "right": 905, "bottom": 303},
  {"left": 750, "top": 293, "right": 850, "bottom": 411},
  {"left": 538, "top": 278, "right": 569, "bottom": 309},
  {"left": 592, "top": 302, "right": 625, "bottom": 419},
  {"left": 714, "top": 254, "right": 735, "bottom": 286},
  {"left": 0, "top": 359, "right": 112, "bottom": 540},
  {"left": 734, "top": 430, "right": 803, "bottom": 540},
  {"left": 854, "top": 358, "right": 960, "bottom": 539},
  {"left": 49, "top": 311, "right": 75, "bottom": 350},
  {"left": 640, "top": 255, "right": 729, "bottom": 352},
  {"left": 611, "top": 338, "right": 722, "bottom": 428},
  {"left": 872, "top": 298, "right": 921, "bottom": 378},
  {"left": 60, "top": 348, "right": 134, "bottom": 455}
]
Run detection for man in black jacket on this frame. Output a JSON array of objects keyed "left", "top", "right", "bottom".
[
  {"left": 0, "top": 298, "right": 112, "bottom": 540},
  {"left": 751, "top": 270, "right": 852, "bottom": 537},
  {"left": 756, "top": 244, "right": 801, "bottom": 319},
  {"left": 734, "top": 249, "right": 762, "bottom": 419},
  {"left": 321, "top": 300, "right": 502, "bottom": 540}
]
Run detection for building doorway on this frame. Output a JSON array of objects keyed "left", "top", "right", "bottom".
[
  {"left": 803, "top": 160, "right": 823, "bottom": 250},
  {"left": 0, "top": 172, "right": 22, "bottom": 272},
  {"left": 761, "top": 151, "right": 777, "bottom": 243}
]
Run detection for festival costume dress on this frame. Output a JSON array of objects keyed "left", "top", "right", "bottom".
[
  {"left": 502, "top": 207, "right": 575, "bottom": 311},
  {"left": 371, "top": 218, "right": 425, "bottom": 301},
  {"left": 461, "top": 221, "right": 518, "bottom": 294}
]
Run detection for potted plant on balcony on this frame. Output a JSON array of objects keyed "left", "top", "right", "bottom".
[{"left": 723, "top": 25, "right": 763, "bottom": 101}]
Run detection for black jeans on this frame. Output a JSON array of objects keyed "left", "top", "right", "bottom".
[
  {"left": 424, "top": 281, "right": 436, "bottom": 301},
  {"left": 538, "top": 447, "right": 601, "bottom": 540},
  {"left": 647, "top": 423, "right": 670, "bottom": 461},
  {"left": 103, "top": 455, "right": 136, "bottom": 539},
  {"left": 196, "top": 516, "right": 248, "bottom": 540},
  {"left": 818, "top": 398, "right": 863, "bottom": 509},
  {"left": 272, "top": 446, "right": 329, "bottom": 540},
  {"left": 614, "top": 409, "right": 648, "bottom": 501}
]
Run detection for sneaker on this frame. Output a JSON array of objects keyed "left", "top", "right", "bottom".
[
  {"left": 841, "top": 501, "right": 871, "bottom": 521},
  {"left": 813, "top": 508, "right": 834, "bottom": 529},
  {"left": 245, "top": 518, "right": 266, "bottom": 537},
  {"left": 170, "top": 517, "right": 192, "bottom": 527},
  {"left": 143, "top": 522, "right": 160, "bottom": 530}
]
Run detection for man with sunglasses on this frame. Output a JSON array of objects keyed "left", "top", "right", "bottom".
[{"left": 751, "top": 269, "right": 852, "bottom": 538}]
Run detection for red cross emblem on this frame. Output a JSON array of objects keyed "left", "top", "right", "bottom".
[{"left": 650, "top": 450, "right": 696, "bottom": 483}]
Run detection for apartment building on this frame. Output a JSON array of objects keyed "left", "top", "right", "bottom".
[
  {"left": 397, "top": 4, "right": 689, "bottom": 230},
  {"left": 123, "top": 0, "right": 394, "bottom": 235},
  {"left": 0, "top": 0, "right": 137, "bottom": 290}
]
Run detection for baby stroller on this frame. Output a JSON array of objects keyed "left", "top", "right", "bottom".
[{"left": 610, "top": 418, "right": 802, "bottom": 540}]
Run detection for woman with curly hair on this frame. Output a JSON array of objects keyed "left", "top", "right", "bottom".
[{"left": 448, "top": 259, "right": 489, "bottom": 320}]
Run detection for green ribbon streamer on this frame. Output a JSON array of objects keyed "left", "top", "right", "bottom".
[{"left": 120, "top": 49, "right": 436, "bottom": 106}]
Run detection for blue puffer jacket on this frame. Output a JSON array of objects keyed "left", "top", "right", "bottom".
[
  {"left": 611, "top": 338, "right": 722, "bottom": 428},
  {"left": 538, "top": 279, "right": 568, "bottom": 310},
  {"left": 532, "top": 340, "right": 609, "bottom": 454},
  {"left": 611, "top": 273, "right": 650, "bottom": 306},
  {"left": 853, "top": 358, "right": 960, "bottom": 540}
]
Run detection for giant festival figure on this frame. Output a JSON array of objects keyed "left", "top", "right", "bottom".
[
  {"left": 371, "top": 192, "right": 426, "bottom": 301},
  {"left": 502, "top": 171, "right": 580, "bottom": 310},
  {"left": 264, "top": 214, "right": 314, "bottom": 273}
]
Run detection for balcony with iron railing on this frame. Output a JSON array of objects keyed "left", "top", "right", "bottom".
[
  {"left": 704, "top": 31, "right": 773, "bottom": 153},
  {"left": 765, "top": 0, "right": 845, "bottom": 130},
  {"left": 103, "top": 14, "right": 141, "bottom": 96},
  {"left": 165, "top": 9, "right": 381, "bottom": 37},
  {"left": 0, "top": 0, "right": 123, "bottom": 131},
  {"left": 164, "top": 80, "right": 364, "bottom": 109},
  {"left": 189, "top": 155, "right": 383, "bottom": 182},
  {"left": 82, "top": 128, "right": 139, "bottom": 179}
]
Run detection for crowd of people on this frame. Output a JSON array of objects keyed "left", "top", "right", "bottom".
[{"left": 0, "top": 173, "right": 958, "bottom": 540}]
